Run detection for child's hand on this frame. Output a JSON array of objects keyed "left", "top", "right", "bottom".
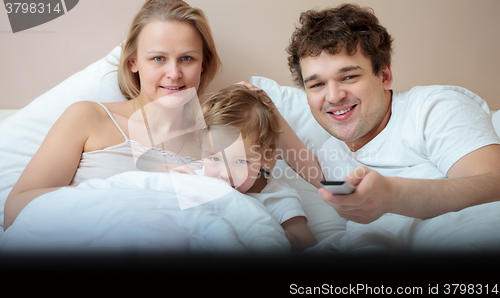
[
  {"left": 284, "top": 230, "right": 301, "bottom": 252},
  {"left": 282, "top": 217, "right": 317, "bottom": 252}
]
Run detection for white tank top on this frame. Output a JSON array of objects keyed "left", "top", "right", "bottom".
[{"left": 70, "top": 102, "right": 202, "bottom": 185}]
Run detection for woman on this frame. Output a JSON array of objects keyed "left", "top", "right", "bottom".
[{"left": 4, "top": 0, "right": 222, "bottom": 230}]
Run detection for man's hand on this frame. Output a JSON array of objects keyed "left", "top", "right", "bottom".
[
  {"left": 319, "top": 166, "right": 395, "bottom": 224},
  {"left": 235, "top": 81, "right": 273, "bottom": 103}
]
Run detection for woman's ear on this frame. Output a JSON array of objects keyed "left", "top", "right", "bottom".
[{"left": 129, "top": 57, "right": 138, "bottom": 73}]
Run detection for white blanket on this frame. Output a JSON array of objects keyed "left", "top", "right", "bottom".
[
  {"left": 0, "top": 172, "right": 290, "bottom": 254},
  {"left": 308, "top": 204, "right": 500, "bottom": 254},
  {"left": 2, "top": 170, "right": 500, "bottom": 255}
]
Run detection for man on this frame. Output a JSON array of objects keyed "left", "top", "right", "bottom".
[{"left": 286, "top": 4, "right": 500, "bottom": 224}]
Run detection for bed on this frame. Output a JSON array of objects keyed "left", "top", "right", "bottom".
[{"left": 1, "top": 45, "right": 500, "bottom": 258}]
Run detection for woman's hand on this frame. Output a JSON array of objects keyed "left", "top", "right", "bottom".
[
  {"left": 147, "top": 163, "right": 197, "bottom": 175},
  {"left": 168, "top": 164, "right": 197, "bottom": 175}
]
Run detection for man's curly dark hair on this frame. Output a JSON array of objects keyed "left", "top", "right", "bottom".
[{"left": 286, "top": 3, "right": 393, "bottom": 88}]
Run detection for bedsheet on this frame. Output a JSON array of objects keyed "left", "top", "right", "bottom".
[{"left": 0, "top": 171, "right": 290, "bottom": 254}]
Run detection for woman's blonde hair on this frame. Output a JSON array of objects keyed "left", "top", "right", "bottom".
[
  {"left": 201, "top": 85, "right": 283, "bottom": 159},
  {"left": 117, "top": 0, "right": 222, "bottom": 100}
]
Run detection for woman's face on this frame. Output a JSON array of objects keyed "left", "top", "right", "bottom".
[{"left": 130, "top": 20, "right": 204, "bottom": 103}]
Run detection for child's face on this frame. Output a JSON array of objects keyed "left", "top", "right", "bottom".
[{"left": 203, "top": 134, "right": 263, "bottom": 193}]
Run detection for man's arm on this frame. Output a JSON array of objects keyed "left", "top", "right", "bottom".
[
  {"left": 319, "top": 144, "right": 500, "bottom": 223},
  {"left": 277, "top": 113, "right": 325, "bottom": 189}
]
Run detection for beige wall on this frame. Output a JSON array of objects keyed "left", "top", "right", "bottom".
[{"left": 1, "top": 0, "right": 499, "bottom": 110}]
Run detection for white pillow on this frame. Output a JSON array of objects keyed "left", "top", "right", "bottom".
[
  {"left": 0, "top": 45, "right": 127, "bottom": 226},
  {"left": 249, "top": 76, "right": 343, "bottom": 242},
  {"left": 249, "top": 76, "right": 331, "bottom": 152}
]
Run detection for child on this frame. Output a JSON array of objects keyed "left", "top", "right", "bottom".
[{"left": 199, "top": 85, "right": 317, "bottom": 251}]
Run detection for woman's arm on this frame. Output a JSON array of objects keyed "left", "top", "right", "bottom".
[{"left": 3, "top": 102, "right": 96, "bottom": 230}]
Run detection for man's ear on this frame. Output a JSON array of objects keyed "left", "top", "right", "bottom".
[{"left": 380, "top": 63, "right": 393, "bottom": 90}]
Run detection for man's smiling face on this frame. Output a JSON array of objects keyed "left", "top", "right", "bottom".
[{"left": 300, "top": 46, "right": 393, "bottom": 151}]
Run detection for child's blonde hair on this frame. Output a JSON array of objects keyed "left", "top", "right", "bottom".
[
  {"left": 201, "top": 85, "right": 283, "bottom": 159},
  {"left": 117, "top": 0, "right": 221, "bottom": 100}
]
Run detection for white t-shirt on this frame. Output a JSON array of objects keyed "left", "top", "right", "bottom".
[
  {"left": 318, "top": 85, "right": 500, "bottom": 180},
  {"left": 247, "top": 179, "right": 307, "bottom": 225},
  {"left": 196, "top": 167, "right": 307, "bottom": 225}
]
